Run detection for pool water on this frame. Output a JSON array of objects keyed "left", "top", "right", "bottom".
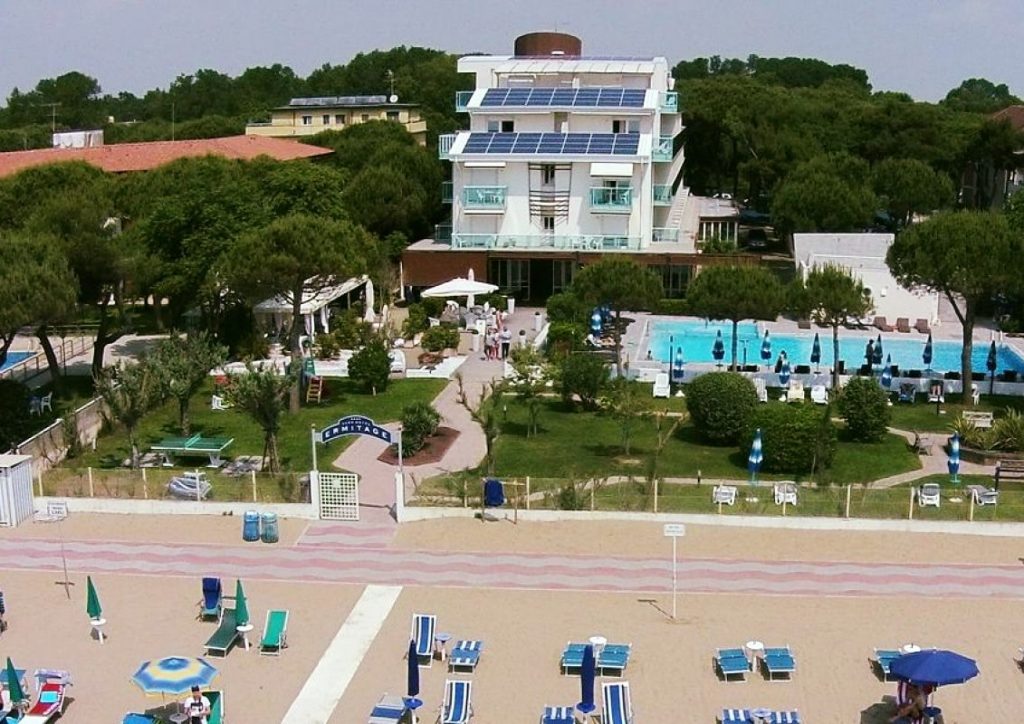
[
  {"left": 650, "top": 320, "right": 1024, "bottom": 374},
  {"left": 0, "top": 351, "right": 34, "bottom": 371}
]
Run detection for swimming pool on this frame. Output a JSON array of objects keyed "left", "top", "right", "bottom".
[
  {"left": 649, "top": 320, "right": 1024, "bottom": 374},
  {"left": 0, "top": 351, "right": 35, "bottom": 372}
]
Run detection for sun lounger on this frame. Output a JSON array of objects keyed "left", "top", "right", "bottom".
[
  {"left": 199, "top": 577, "right": 222, "bottom": 621},
  {"left": 602, "top": 681, "right": 633, "bottom": 724},
  {"left": 449, "top": 640, "right": 483, "bottom": 672},
  {"left": 720, "top": 709, "right": 752, "bottom": 722},
  {"left": 967, "top": 485, "right": 999, "bottom": 506},
  {"left": 899, "top": 383, "right": 916, "bottom": 404},
  {"left": 916, "top": 483, "right": 941, "bottom": 508},
  {"left": 715, "top": 647, "right": 752, "bottom": 681},
  {"left": 560, "top": 642, "right": 587, "bottom": 674},
  {"left": 204, "top": 607, "right": 239, "bottom": 657},
  {"left": 440, "top": 679, "right": 473, "bottom": 724},
  {"left": 754, "top": 377, "right": 768, "bottom": 403},
  {"left": 598, "top": 643, "right": 632, "bottom": 675},
  {"left": 411, "top": 613, "right": 436, "bottom": 667},
  {"left": 368, "top": 694, "right": 407, "bottom": 723},
  {"left": 260, "top": 609, "right": 289, "bottom": 655},
  {"left": 540, "top": 705, "right": 576, "bottom": 724},
  {"left": 762, "top": 645, "right": 796, "bottom": 681},
  {"left": 768, "top": 712, "right": 801, "bottom": 723},
  {"left": 206, "top": 690, "right": 224, "bottom": 724},
  {"left": 167, "top": 470, "right": 212, "bottom": 500},
  {"left": 873, "top": 316, "right": 894, "bottom": 332},
  {"left": 896, "top": 318, "right": 912, "bottom": 333},
  {"left": 785, "top": 380, "right": 804, "bottom": 402},
  {"left": 713, "top": 485, "right": 737, "bottom": 506},
  {"left": 18, "top": 680, "right": 67, "bottom": 723},
  {"left": 652, "top": 372, "right": 670, "bottom": 398},
  {"left": 810, "top": 384, "right": 828, "bottom": 404},
  {"left": 774, "top": 483, "right": 798, "bottom": 506},
  {"left": 874, "top": 648, "right": 901, "bottom": 680},
  {"left": 122, "top": 714, "right": 158, "bottom": 724},
  {"left": 915, "top": 318, "right": 931, "bottom": 334}
]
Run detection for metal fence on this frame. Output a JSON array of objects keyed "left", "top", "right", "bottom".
[{"left": 1, "top": 337, "right": 92, "bottom": 383}]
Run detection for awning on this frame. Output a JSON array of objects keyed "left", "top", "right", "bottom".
[
  {"left": 590, "top": 162, "right": 633, "bottom": 177},
  {"left": 254, "top": 275, "right": 367, "bottom": 315}
]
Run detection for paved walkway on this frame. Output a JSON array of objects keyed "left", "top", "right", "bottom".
[{"left": 3, "top": 536, "right": 1023, "bottom": 599}]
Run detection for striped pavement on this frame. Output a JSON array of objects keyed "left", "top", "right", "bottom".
[
  {"left": 296, "top": 521, "right": 398, "bottom": 549},
  {"left": 1, "top": 537, "right": 1023, "bottom": 599}
]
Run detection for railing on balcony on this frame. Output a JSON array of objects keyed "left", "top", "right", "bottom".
[
  {"left": 589, "top": 186, "right": 633, "bottom": 212},
  {"left": 434, "top": 223, "right": 452, "bottom": 244},
  {"left": 653, "top": 185, "right": 673, "bottom": 205},
  {"left": 660, "top": 91, "right": 679, "bottom": 112},
  {"left": 452, "top": 233, "right": 641, "bottom": 251},
  {"left": 455, "top": 91, "right": 474, "bottom": 112},
  {"left": 653, "top": 135, "right": 674, "bottom": 162},
  {"left": 438, "top": 133, "right": 456, "bottom": 160},
  {"left": 652, "top": 227, "right": 679, "bottom": 243},
  {"left": 462, "top": 186, "right": 507, "bottom": 210},
  {"left": 441, "top": 181, "right": 453, "bottom": 204}
]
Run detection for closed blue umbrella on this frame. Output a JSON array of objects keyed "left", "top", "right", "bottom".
[
  {"left": 748, "top": 428, "right": 764, "bottom": 486},
  {"left": 890, "top": 648, "right": 978, "bottom": 687},
  {"left": 577, "top": 644, "right": 596, "bottom": 716},
  {"left": 810, "top": 333, "right": 821, "bottom": 371},
  {"left": 760, "top": 331, "right": 772, "bottom": 362},
  {"left": 712, "top": 330, "right": 725, "bottom": 365},
  {"left": 406, "top": 639, "right": 422, "bottom": 711},
  {"left": 880, "top": 354, "right": 893, "bottom": 389},
  {"left": 872, "top": 334, "right": 884, "bottom": 365},
  {"left": 987, "top": 340, "right": 998, "bottom": 394},
  {"left": 923, "top": 333, "right": 933, "bottom": 369},
  {"left": 672, "top": 346, "right": 685, "bottom": 382},
  {"left": 948, "top": 433, "right": 960, "bottom": 485},
  {"left": 779, "top": 357, "right": 791, "bottom": 387}
]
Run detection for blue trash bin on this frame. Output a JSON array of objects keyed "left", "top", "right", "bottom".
[
  {"left": 242, "top": 511, "right": 260, "bottom": 542},
  {"left": 260, "top": 512, "right": 279, "bottom": 544}
]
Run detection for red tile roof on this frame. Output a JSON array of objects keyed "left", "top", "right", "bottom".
[
  {"left": 0, "top": 134, "right": 332, "bottom": 178},
  {"left": 992, "top": 105, "right": 1024, "bottom": 131}
]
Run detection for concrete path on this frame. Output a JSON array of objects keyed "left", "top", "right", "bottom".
[{"left": 280, "top": 584, "right": 402, "bottom": 723}]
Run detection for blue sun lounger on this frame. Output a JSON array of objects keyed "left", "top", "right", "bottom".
[
  {"left": 449, "top": 640, "right": 483, "bottom": 672},
  {"left": 720, "top": 710, "right": 752, "bottom": 723},
  {"left": 602, "top": 681, "right": 633, "bottom": 724},
  {"left": 715, "top": 647, "right": 753, "bottom": 681},
  {"left": 874, "top": 648, "right": 901, "bottom": 680},
  {"left": 411, "top": 613, "right": 436, "bottom": 667},
  {"left": 598, "top": 643, "right": 632, "bottom": 675},
  {"left": 540, "top": 706, "right": 575, "bottom": 724},
  {"left": 199, "top": 577, "right": 222, "bottom": 621},
  {"left": 441, "top": 679, "right": 473, "bottom": 724},
  {"left": 560, "top": 642, "right": 587, "bottom": 674},
  {"left": 762, "top": 645, "right": 796, "bottom": 681},
  {"left": 768, "top": 711, "right": 801, "bottom": 723},
  {"left": 367, "top": 694, "right": 407, "bottom": 723}
]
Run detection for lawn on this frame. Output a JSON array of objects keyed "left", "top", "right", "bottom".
[
  {"left": 15, "top": 374, "right": 96, "bottom": 441},
  {"left": 887, "top": 394, "right": 1024, "bottom": 432},
  {"left": 69, "top": 377, "right": 446, "bottom": 473}
]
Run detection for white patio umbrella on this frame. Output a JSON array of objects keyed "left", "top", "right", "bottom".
[
  {"left": 421, "top": 278, "right": 498, "bottom": 310},
  {"left": 363, "top": 278, "right": 376, "bottom": 324}
]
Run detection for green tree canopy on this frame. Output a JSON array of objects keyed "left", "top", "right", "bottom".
[
  {"left": 941, "top": 78, "right": 1021, "bottom": 114},
  {"left": 872, "top": 158, "right": 955, "bottom": 228},
  {"left": 95, "top": 360, "right": 159, "bottom": 469},
  {"left": 771, "top": 153, "right": 877, "bottom": 234},
  {"left": 151, "top": 333, "right": 228, "bottom": 435},
  {"left": 225, "top": 363, "right": 294, "bottom": 473}
]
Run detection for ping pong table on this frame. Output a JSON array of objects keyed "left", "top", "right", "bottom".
[{"left": 151, "top": 434, "right": 234, "bottom": 468}]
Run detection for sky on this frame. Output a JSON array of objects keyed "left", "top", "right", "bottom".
[{"left": 2, "top": 0, "right": 1023, "bottom": 104}]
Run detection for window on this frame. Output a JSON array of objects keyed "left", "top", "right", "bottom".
[
  {"left": 489, "top": 258, "right": 530, "bottom": 297},
  {"left": 650, "top": 264, "right": 691, "bottom": 298},
  {"left": 321, "top": 115, "right": 330, "bottom": 125},
  {"left": 301, "top": 115, "right": 312, "bottom": 125},
  {"left": 541, "top": 165, "right": 556, "bottom": 185},
  {"left": 612, "top": 119, "right": 640, "bottom": 134},
  {"left": 386, "top": 111, "right": 400, "bottom": 121},
  {"left": 542, "top": 216, "right": 555, "bottom": 231},
  {"left": 361, "top": 113, "right": 370, "bottom": 122},
  {"left": 501, "top": 120, "right": 514, "bottom": 133},
  {"left": 335, "top": 114, "right": 346, "bottom": 124},
  {"left": 552, "top": 260, "right": 576, "bottom": 293},
  {"left": 487, "top": 120, "right": 500, "bottom": 133}
]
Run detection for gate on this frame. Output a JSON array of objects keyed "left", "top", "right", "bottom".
[{"left": 315, "top": 471, "right": 359, "bottom": 520}]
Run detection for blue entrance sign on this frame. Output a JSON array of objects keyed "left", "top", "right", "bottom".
[{"left": 320, "top": 415, "right": 392, "bottom": 445}]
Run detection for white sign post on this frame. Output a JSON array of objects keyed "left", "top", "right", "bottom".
[{"left": 663, "top": 523, "right": 686, "bottom": 620}]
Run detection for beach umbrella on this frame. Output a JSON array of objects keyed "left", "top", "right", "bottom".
[
  {"left": 131, "top": 656, "right": 220, "bottom": 696},
  {"left": 810, "top": 333, "right": 821, "bottom": 371},
  {"left": 923, "top": 333, "right": 933, "bottom": 369},
  {"left": 779, "top": 357, "right": 791, "bottom": 387},
  {"left": 872, "top": 334, "right": 884, "bottom": 365},
  {"left": 890, "top": 648, "right": 978, "bottom": 687},
  {"left": 672, "top": 346, "right": 685, "bottom": 382},
  {"left": 712, "top": 330, "right": 725, "bottom": 365},
  {"left": 234, "top": 580, "right": 249, "bottom": 628},
  {"left": 880, "top": 354, "right": 893, "bottom": 389},
  {"left": 590, "top": 311, "right": 602, "bottom": 335},
  {"left": 748, "top": 428, "right": 764, "bottom": 486},
  {"left": 577, "top": 644, "right": 596, "bottom": 716},
  {"left": 948, "top": 433, "right": 960, "bottom": 485},
  {"left": 405, "top": 639, "right": 422, "bottom": 710},
  {"left": 5, "top": 657, "right": 25, "bottom": 709},
  {"left": 86, "top": 575, "right": 102, "bottom": 620},
  {"left": 987, "top": 340, "right": 998, "bottom": 394},
  {"left": 760, "top": 331, "right": 772, "bottom": 362}
]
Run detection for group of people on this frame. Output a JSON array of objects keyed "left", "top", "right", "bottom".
[{"left": 484, "top": 324, "right": 513, "bottom": 360}]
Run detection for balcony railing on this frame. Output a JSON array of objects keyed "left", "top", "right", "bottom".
[
  {"left": 653, "top": 185, "right": 673, "bottom": 205},
  {"left": 455, "top": 91, "right": 474, "bottom": 112},
  {"left": 441, "top": 181, "right": 453, "bottom": 203},
  {"left": 653, "top": 135, "right": 674, "bottom": 162},
  {"left": 462, "top": 186, "right": 507, "bottom": 210},
  {"left": 438, "top": 133, "right": 456, "bottom": 160},
  {"left": 452, "top": 233, "right": 641, "bottom": 251},
  {"left": 652, "top": 227, "right": 679, "bottom": 243},
  {"left": 434, "top": 223, "right": 452, "bottom": 244},
  {"left": 660, "top": 91, "right": 679, "bottom": 112},
  {"left": 589, "top": 186, "right": 633, "bottom": 212}
]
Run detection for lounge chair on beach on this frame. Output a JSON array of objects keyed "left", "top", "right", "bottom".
[
  {"left": 768, "top": 712, "right": 801, "bottom": 723},
  {"left": 367, "top": 694, "right": 406, "bottom": 723},
  {"left": 896, "top": 318, "right": 912, "bottom": 333},
  {"left": 206, "top": 690, "right": 224, "bottom": 724},
  {"left": 602, "top": 681, "right": 633, "bottom": 724},
  {"left": 762, "top": 645, "right": 796, "bottom": 681},
  {"left": 411, "top": 613, "right": 436, "bottom": 667},
  {"left": 598, "top": 643, "right": 632, "bottom": 675},
  {"left": 199, "top": 577, "right": 222, "bottom": 621},
  {"left": 18, "top": 679, "right": 68, "bottom": 723},
  {"left": 874, "top": 648, "right": 901, "bottom": 680},
  {"left": 560, "top": 642, "right": 586, "bottom": 674},
  {"left": 440, "top": 679, "right": 473, "bottom": 724},
  {"left": 204, "top": 607, "right": 239, "bottom": 657},
  {"left": 449, "top": 640, "right": 483, "bottom": 672},
  {"left": 916, "top": 484, "right": 940, "bottom": 508},
  {"left": 122, "top": 715, "right": 158, "bottom": 724},
  {"left": 715, "top": 648, "right": 752, "bottom": 681},
  {"left": 774, "top": 483, "right": 798, "bottom": 506},
  {"left": 540, "top": 706, "right": 576, "bottom": 724},
  {"left": 915, "top": 318, "right": 931, "bottom": 334},
  {"left": 652, "top": 372, "right": 670, "bottom": 398},
  {"left": 260, "top": 609, "right": 289, "bottom": 656},
  {"left": 720, "top": 709, "right": 752, "bottom": 722},
  {"left": 873, "top": 316, "right": 894, "bottom": 332},
  {"left": 967, "top": 485, "right": 999, "bottom": 506},
  {"left": 784, "top": 380, "right": 804, "bottom": 402}
]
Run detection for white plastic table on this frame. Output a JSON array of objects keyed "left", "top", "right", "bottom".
[
  {"left": 745, "top": 640, "right": 765, "bottom": 657},
  {"left": 90, "top": 617, "right": 107, "bottom": 644},
  {"left": 434, "top": 632, "right": 451, "bottom": 661},
  {"left": 901, "top": 643, "right": 921, "bottom": 654},
  {"left": 589, "top": 635, "right": 608, "bottom": 658},
  {"left": 237, "top": 623, "right": 255, "bottom": 651}
]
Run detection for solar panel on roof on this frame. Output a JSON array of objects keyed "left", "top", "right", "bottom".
[
  {"left": 458, "top": 132, "right": 641, "bottom": 156},
  {"left": 476, "top": 86, "right": 652, "bottom": 108}
]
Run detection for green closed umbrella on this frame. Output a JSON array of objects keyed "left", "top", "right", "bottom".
[
  {"left": 86, "top": 575, "right": 102, "bottom": 620},
  {"left": 234, "top": 580, "right": 249, "bottom": 628},
  {"left": 5, "top": 657, "right": 25, "bottom": 708}
]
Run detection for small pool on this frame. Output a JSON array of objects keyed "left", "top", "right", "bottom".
[
  {"left": 1, "top": 351, "right": 35, "bottom": 372},
  {"left": 649, "top": 319, "right": 1024, "bottom": 374}
]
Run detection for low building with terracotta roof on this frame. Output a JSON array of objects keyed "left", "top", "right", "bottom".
[{"left": 0, "top": 134, "right": 332, "bottom": 179}]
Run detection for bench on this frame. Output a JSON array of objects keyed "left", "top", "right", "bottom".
[
  {"left": 995, "top": 459, "right": 1024, "bottom": 488},
  {"left": 962, "top": 411, "right": 994, "bottom": 429}
]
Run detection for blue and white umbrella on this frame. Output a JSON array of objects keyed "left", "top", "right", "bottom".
[
  {"left": 923, "top": 333, "right": 933, "bottom": 369},
  {"left": 131, "top": 657, "right": 219, "bottom": 696},
  {"left": 880, "top": 354, "right": 893, "bottom": 389},
  {"left": 672, "top": 346, "right": 685, "bottom": 382},
  {"left": 810, "top": 333, "right": 821, "bottom": 371},
  {"left": 748, "top": 428, "right": 764, "bottom": 486},
  {"left": 760, "top": 331, "right": 772, "bottom": 362},
  {"left": 872, "top": 334, "right": 884, "bottom": 365},
  {"left": 712, "top": 330, "right": 725, "bottom": 365},
  {"left": 590, "top": 311, "right": 602, "bottom": 335},
  {"left": 779, "top": 357, "right": 791, "bottom": 387},
  {"left": 948, "top": 433, "right": 960, "bottom": 485}
]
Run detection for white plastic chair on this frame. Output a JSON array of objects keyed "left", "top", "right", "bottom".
[
  {"left": 652, "top": 373, "right": 670, "bottom": 398},
  {"left": 712, "top": 485, "right": 737, "bottom": 505},
  {"left": 39, "top": 392, "right": 53, "bottom": 413},
  {"left": 754, "top": 377, "right": 768, "bottom": 403},
  {"left": 774, "top": 483, "right": 798, "bottom": 506},
  {"left": 917, "top": 483, "right": 941, "bottom": 508},
  {"left": 810, "top": 385, "right": 828, "bottom": 405},
  {"left": 971, "top": 383, "right": 980, "bottom": 406}
]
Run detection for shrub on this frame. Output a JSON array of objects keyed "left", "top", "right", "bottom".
[
  {"left": 0, "top": 380, "right": 34, "bottom": 450},
  {"left": 949, "top": 415, "right": 991, "bottom": 450},
  {"left": 316, "top": 332, "right": 342, "bottom": 359},
  {"left": 401, "top": 401, "right": 441, "bottom": 455},
  {"left": 421, "top": 325, "right": 459, "bottom": 352},
  {"left": 347, "top": 337, "right": 392, "bottom": 394},
  {"left": 546, "top": 291, "right": 592, "bottom": 325},
  {"left": 546, "top": 322, "right": 584, "bottom": 359},
  {"left": 992, "top": 408, "right": 1024, "bottom": 452},
  {"left": 402, "top": 303, "right": 429, "bottom": 337},
  {"left": 333, "top": 309, "right": 373, "bottom": 349},
  {"left": 560, "top": 353, "right": 609, "bottom": 410},
  {"left": 477, "top": 292, "right": 508, "bottom": 311},
  {"left": 746, "top": 404, "right": 836, "bottom": 474},
  {"left": 685, "top": 372, "right": 757, "bottom": 444},
  {"left": 656, "top": 298, "right": 687, "bottom": 315},
  {"left": 420, "top": 297, "right": 446, "bottom": 317},
  {"left": 837, "top": 376, "right": 891, "bottom": 441}
]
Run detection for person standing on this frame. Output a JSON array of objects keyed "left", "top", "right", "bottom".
[
  {"left": 499, "top": 327, "right": 513, "bottom": 359},
  {"left": 0, "top": 589, "right": 6, "bottom": 632},
  {"left": 484, "top": 330, "right": 496, "bottom": 360},
  {"left": 186, "top": 685, "right": 211, "bottom": 724}
]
